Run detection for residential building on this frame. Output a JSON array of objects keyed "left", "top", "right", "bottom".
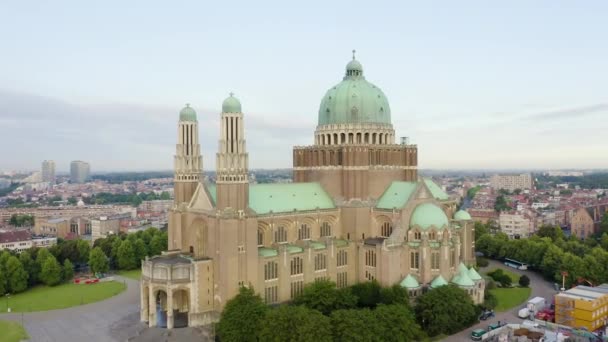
[
  {"left": 140, "top": 56, "right": 482, "bottom": 329},
  {"left": 70, "top": 160, "right": 90, "bottom": 183},
  {"left": 555, "top": 284, "right": 608, "bottom": 331},
  {"left": 0, "top": 230, "right": 57, "bottom": 252},
  {"left": 42, "top": 160, "right": 56, "bottom": 183},
  {"left": 490, "top": 174, "right": 533, "bottom": 192},
  {"left": 90, "top": 215, "right": 121, "bottom": 242},
  {"left": 499, "top": 212, "right": 535, "bottom": 238},
  {"left": 468, "top": 209, "right": 498, "bottom": 224}
]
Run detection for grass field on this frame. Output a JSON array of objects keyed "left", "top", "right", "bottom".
[
  {"left": 0, "top": 281, "right": 126, "bottom": 313},
  {"left": 0, "top": 320, "right": 29, "bottom": 342},
  {"left": 117, "top": 269, "right": 142, "bottom": 280},
  {"left": 489, "top": 287, "right": 532, "bottom": 312}
]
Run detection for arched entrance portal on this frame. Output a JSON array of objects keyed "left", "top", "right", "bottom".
[
  {"left": 155, "top": 290, "right": 168, "bottom": 328},
  {"left": 172, "top": 289, "right": 190, "bottom": 328}
]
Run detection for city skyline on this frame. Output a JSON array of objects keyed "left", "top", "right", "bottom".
[{"left": 1, "top": 1, "right": 607, "bottom": 171}]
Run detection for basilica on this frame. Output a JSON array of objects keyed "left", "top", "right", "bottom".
[{"left": 140, "top": 54, "right": 484, "bottom": 328}]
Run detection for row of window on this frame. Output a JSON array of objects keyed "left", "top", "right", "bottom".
[
  {"left": 264, "top": 251, "right": 348, "bottom": 280},
  {"left": 258, "top": 222, "right": 333, "bottom": 245},
  {"left": 266, "top": 273, "right": 349, "bottom": 304}
]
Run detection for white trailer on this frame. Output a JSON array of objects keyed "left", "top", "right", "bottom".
[{"left": 527, "top": 297, "right": 546, "bottom": 314}]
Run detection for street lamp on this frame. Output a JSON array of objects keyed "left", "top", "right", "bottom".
[{"left": 5, "top": 293, "right": 10, "bottom": 313}]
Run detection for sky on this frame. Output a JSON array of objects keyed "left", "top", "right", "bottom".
[{"left": 0, "top": 1, "right": 606, "bottom": 172}]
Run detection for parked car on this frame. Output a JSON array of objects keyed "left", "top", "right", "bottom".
[
  {"left": 488, "top": 321, "right": 506, "bottom": 331},
  {"left": 479, "top": 310, "right": 495, "bottom": 320},
  {"left": 471, "top": 328, "right": 486, "bottom": 341}
]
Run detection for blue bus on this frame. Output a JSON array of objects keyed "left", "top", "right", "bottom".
[{"left": 504, "top": 258, "right": 527, "bottom": 270}]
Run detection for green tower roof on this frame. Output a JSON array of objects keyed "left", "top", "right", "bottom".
[
  {"left": 400, "top": 274, "right": 420, "bottom": 289},
  {"left": 457, "top": 262, "right": 469, "bottom": 274},
  {"left": 318, "top": 52, "right": 391, "bottom": 126},
  {"left": 179, "top": 104, "right": 197, "bottom": 121},
  {"left": 222, "top": 93, "right": 242, "bottom": 113},
  {"left": 468, "top": 267, "right": 482, "bottom": 281},
  {"left": 430, "top": 275, "right": 448, "bottom": 288},
  {"left": 451, "top": 270, "right": 475, "bottom": 287},
  {"left": 454, "top": 210, "right": 472, "bottom": 220},
  {"left": 410, "top": 203, "right": 449, "bottom": 230}
]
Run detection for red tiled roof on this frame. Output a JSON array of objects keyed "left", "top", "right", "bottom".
[{"left": 0, "top": 230, "right": 31, "bottom": 243}]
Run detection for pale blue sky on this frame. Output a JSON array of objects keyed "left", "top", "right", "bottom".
[{"left": 0, "top": 1, "right": 606, "bottom": 171}]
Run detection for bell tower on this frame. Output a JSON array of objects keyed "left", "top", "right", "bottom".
[
  {"left": 216, "top": 94, "right": 249, "bottom": 211},
  {"left": 173, "top": 104, "right": 202, "bottom": 204}
]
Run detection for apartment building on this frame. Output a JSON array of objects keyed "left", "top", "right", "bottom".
[{"left": 490, "top": 174, "right": 533, "bottom": 192}]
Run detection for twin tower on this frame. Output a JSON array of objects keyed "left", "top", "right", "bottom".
[{"left": 173, "top": 94, "right": 248, "bottom": 210}]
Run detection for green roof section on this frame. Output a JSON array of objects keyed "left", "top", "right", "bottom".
[
  {"left": 310, "top": 241, "right": 326, "bottom": 250},
  {"left": 258, "top": 247, "right": 278, "bottom": 257},
  {"left": 249, "top": 183, "right": 335, "bottom": 215},
  {"left": 318, "top": 55, "right": 391, "bottom": 126},
  {"left": 452, "top": 266, "right": 475, "bottom": 287},
  {"left": 410, "top": 203, "right": 449, "bottom": 230},
  {"left": 179, "top": 104, "right": 197, "bottom": 122},
  {"left": 454, "top": 210, "right": 472, "bottom": 221},
  {"left": 287, "top": 245, "right": 303, "bottom": 254},
  {"left": 376, "top": 181, "right": 417, "bottom": 209},
  {"left": 335, "top": 239, "right": 348, "bottom": 248},
  {"left": 400, "top": 274, "right": 420, "bottom": 289},
  {"left": 468, "top": 267, "right": 482, "bottom": 281},
  {"left": 430, "top": 275, "right": 448, "bottom": 288},
  {"left": 222, "top": 93, "right": 242, "bottom": 113},
  {"left": 205, "top": 182, "right": 335, "bottom": 215},
  {"left": 423, "top": 178, "right": 449, "bottom": 201}
]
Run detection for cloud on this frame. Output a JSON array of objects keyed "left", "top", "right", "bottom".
[{"left": 525, "top": 103, "right": 608, "bottom": 121}]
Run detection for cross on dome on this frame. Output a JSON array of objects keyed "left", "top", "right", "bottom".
[{"left": 352, "top": 49, "right": 356, "bottom": 60}]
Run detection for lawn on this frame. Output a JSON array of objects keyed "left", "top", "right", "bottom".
[
  {"left": 117, "top": 269, "right": 142, "bottom": 280},
  {"left": 0, "top": 320, "right": 29, "bottom": 342},
  {"left": 0, "top": 281, "right": 126, "bottom": 313},
  {"left": 489, "top": 287, "right": 532, "bottom": 312}
]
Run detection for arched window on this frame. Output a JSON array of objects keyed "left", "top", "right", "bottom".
[
  {"left": 365, "top": 250, "right": 376, "bottom": 267},
  {"left": 264, "top": 261, "right": 278, "bottom": 280},
  {"left": 314, "top": 254, "right": 327, "bottom": 271},
  {"left": 431, "top": 252, "right": 440, "bottom": 270},
  {"left": 298, "top": 223, "right": 311, "bottom": 240},
  {"left": 337, "top": 250, "right": 347, "bottom": 267},
  {"left": 257, "top": 229, "right": 264, "bottom": 246},
  {"left": 410, "top": 251, "right": 420, "bottom": 269},
  {"left": 414, "top": 231, "right": 421, "bottom": 240},
  {"left": 274, "top": 226, "right": 287, "bottom": 243},
  {"left": 380, "top": 222, "right": 393, "bottom": 237},
  {"left": 291, "top": 257, "right": 303, "bottom": 275},
  {"left": 429, "top": 231, "right": 436, "bottom": 240},
  {"left": 320, "top": 222, "right": 332, "bottom": 237}
]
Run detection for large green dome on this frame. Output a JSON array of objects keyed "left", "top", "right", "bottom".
[
  {"left": 410, "top": 203, "right": 449, "bottom": 230},
  {"left": 179, "top": 104, "right": 197, "bottom": 121},
  {"left": 318, "top": 54, "right": 391, "bottom": 126}
]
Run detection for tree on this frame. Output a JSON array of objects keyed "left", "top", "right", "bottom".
[
  {"left": 160, "top": 191, "right": 171, "bottom": 200},
  {"left": 6, "top": 256, "right": 28, "bottom": 293},
  {"left": 536, "top": 225, "right": 564, "bottom": 241},
  {"left": 40, "top": 255, "right": 62, "bottom": 286},
  {"left": 76, "top": 239, "right": 91, "bottom": 263},
  {"left": 540, "top": 245, "right": 564, "bottom": 280},
  {"left": 217, "top": 286, "right": 268, "bottom": 342},
  {"left": 600, "top": 215, "right": 608, "bottom": 236},
  {"left": 350, "top": 280, "right": 382, "bottom": 308},
  {"left": 67, "top": 197, "right": 78, "bottom": 205},
  {"left": 133, "top": 239, "right": 148, "bottom": 267},
  {"left": 292, "top": 280, "right": 357, "bottom": 315},
  {"left": 519, "top": 274, "right": 530, "bottom": 287},
  {"left": 330, "top": 308, "right": 377, "bottom": 341},
  {"left": 117, "top": 239, "right": 137, "bottom": 270},
  {"left": 374, "top": 304, "right": 426, "bottom": 342},
  {"left": 89, "top": 247, "right": 109, "bottom": 274},
  {"left": 63, "top": 259, "right": 74, "bottom": 282},
  {"left": 483, "top": 291, "right": 498, "bottom": 310},
  {"left": 0, "top": 268, "right": 6, "bottom": 295},
  {"left": 474, "top": 222, "right": 489, "bottom": 243},
  {"left": 415, "top": 285, "right": 479, "bottom": 336},
  {"left": 378, "top": 284, "right": 410, "bottom": 307},
  {"left": 19, "top": 252, "right": 39, "bottom": 286},
  {"left": 259, "top": 305, "right": 331, "bottom": 342},
  {"left": 149, "top": 234, "right": 166, "bottom": 257}
]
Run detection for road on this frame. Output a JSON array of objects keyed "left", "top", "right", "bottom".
[
  {"left": 445, "top": 259, "right": 556, "bottom": 341},
  {"left": 0, "top": 276, "right": 142, "bottom": 342}
]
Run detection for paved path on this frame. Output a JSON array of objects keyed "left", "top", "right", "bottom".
[
  {"left": 0, "top": 276, "right": 141, "bottom": 342},
  {"left": 445, "top": 260, "right": 557, "bottom": 341}
]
